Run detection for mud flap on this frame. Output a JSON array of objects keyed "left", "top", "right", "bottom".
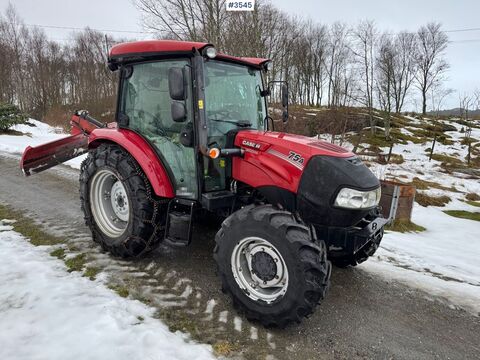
[{"left": 21, "top": 133, "right": 88, "bottom": 176}]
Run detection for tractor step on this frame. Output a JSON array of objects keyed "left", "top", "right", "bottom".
[
  {"left": 201, "top": 191, "right": 235, "bottom": 211},
  {"left": 164, "top": 198, "right": 195, "bottom": 247}
]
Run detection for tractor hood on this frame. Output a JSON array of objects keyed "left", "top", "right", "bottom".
[
  {"left": 234, "top": 130, "right": 355, "bottom": 160},
  {"left": 232, "top": 129, "right": 364, "bottom": 195},
  {"left": 232, "top": 130, "right": 380, "bottom": 228}
]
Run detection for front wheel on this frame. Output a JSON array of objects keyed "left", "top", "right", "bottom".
[{"left": 214, "top": 205, "right": 331, "bottom": 327}]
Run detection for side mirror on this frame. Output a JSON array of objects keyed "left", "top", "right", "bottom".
[
  {"left": 171, "top": 102, "right": 187, "bottom": 123},
  {"left": 168, "top": 67, "right": 186, "bottom": 101}
]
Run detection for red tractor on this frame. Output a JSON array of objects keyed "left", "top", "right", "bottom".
[{"left": 21, "top": 40, "right": 386, "bottom": 327}]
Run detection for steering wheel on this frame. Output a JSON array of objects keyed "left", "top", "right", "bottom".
[{"left": 124, "top": 108, "right": 167, "bottom": 137}]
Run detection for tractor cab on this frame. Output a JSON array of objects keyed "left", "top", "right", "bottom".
[{"left": 109, "top": 41, "right": 273, "bottom": 203}]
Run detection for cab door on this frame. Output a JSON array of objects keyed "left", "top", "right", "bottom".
[
  {"left": 119, "top": 59, "right": 198, "bottom": 199},
  {"left": 202, "top": 60, "right": 267, "bottom": 192}
]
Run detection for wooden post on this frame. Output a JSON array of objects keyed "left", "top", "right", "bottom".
[
  {"left": 429, "top": 133, "right": 437, "bottom": 161},
  {"left": 387, "top": 140, "right": 394, "bottom": 163},
  {"left": 379, "top": 180, "right": 416, "bottom": 223}
]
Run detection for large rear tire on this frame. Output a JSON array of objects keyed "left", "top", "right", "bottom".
[
  {"left": 79, "top": 144, "right": 166, "bottom": 258},
  {"left": 214, "top": 204, "right": 331, "bottom": 327}
]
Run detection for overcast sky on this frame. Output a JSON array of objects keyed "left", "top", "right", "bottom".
[{"left": 1, "top": 0, "right": 479, "bottom": 109}]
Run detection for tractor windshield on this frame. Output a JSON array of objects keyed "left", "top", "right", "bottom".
[{"left": 204, "top": 60, "right": 266, "bottom": 141}]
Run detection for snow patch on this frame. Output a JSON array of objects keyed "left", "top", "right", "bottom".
[
  {"left": 0, "top": 229, "right": 214, "bottom": 360},
  {"left": 362, "top": 204, "right": 480, "bottom": 316},
  {"left": 0, "top": 119, "right": 87, "bottom": 170}
]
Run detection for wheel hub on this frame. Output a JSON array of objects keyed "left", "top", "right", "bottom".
[
  {"left": 110, "top": 180, "right": 129, "bottom": 222},
  {"left": 251, "top": 251, "right": 277, "bottom": 282},
  {"left": 231, "top": 237, "right": 289, "bottom": 304},
  {"left": 89, "top": 169, "right": 129, "bottom": 238}
]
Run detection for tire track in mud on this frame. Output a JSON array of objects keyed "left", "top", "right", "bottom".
[
  {"left": 0, "top": 154, "right": 279, "bottom": 359},
  {"left": 42, "top": 216, "right": 279, "bottom": 359}
]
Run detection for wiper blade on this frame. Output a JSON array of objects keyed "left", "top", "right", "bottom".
[{"left": 210, "top": 118, "right": 252, "bottom": 128}]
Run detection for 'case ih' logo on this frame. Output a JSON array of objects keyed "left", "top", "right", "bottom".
[{"left": 242, "top": 140, "right": 261, "bottom": 149}]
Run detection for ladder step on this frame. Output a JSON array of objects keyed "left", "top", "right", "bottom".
[{"left": 164, "top": 199, "right": 195, "bottom": 247}]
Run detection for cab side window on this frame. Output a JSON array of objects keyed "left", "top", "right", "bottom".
[{"left": 120, "top": 60, "right": 197, "bottom": 199}]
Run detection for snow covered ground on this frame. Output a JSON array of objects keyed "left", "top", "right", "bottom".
[
  {"left": 356, "top": 118, "right": 480, "bottom": 316},
  {"left": 0, "top": 223, "right": 214, "bottom": 360},
  {"left": 0, "top": 119, "right": 86, "bottom": 169},
  {"left": 362, "top": 204, "right": 480, "bottom": 316},
  {"left": 305, "top": 117, "right": 480, "bottom": 315}
]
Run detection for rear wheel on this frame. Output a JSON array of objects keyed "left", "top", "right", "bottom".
[
  {"left": 214, "top": 204, "right": 331, "bottom": 327},
  {"left": 80, "top": 144, "right": 167, "bottom": 258}
]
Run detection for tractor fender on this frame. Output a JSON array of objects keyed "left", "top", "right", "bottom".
[{"left": 88, "top": 128, "right": 175, "bottom": 198}]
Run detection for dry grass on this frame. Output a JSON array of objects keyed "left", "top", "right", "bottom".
[
  {"left": 84, "top": 267, "right": 100, "bottom": 280},
  {"left": 386, "top": 219, "right": 426, "bottom": 233},
  {"left": 466, "top": 193, "right": 480, "bottom": 201},
  {"left": 108, "top": 284, "right": 130, "bottom": 298},
  {"left": 405, "top": 177, "right": 458, "bottom": 192},
  {"left": 430, "top": 153, "right": 467, "bottom": 172},
  {"left": 212, "top": 341, "right": 239, "bottom": 356},
  {"left": 389, "top": 154, "right": 405, "bottom": 164},
  {"left": 64, "top": 253, "right": 87, "bottom": 272},
  {"left": 0, "top": 204, "right": 62, "bottom": 246},
  {"left": 415, "top": 193, "right": 451, "bottom": 207}
]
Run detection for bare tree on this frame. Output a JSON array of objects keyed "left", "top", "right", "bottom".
[
  {"left": 325, "top": 22, "right": 351, "bottom": 108},
  {"left": 473, "top": 88, "right": 480, "bottom": 111},
  {"left": 353, "top": 20, "right": 377, "bottom": 134},
  {"left": 135, "top": 0, "right": 228, "bottom": 48},
  {"left": 414, "top": 22, "right": 449, "bottom": 115},
  {"left": 459, "top": 93, "right": 473, "bottom": 165},
  {"left": 391, "top": 32, "right": 417, "bottom": 113},
  {"left": 428, "top": 86, "right": 453, "bottom": 161},
  {"left": 376, "top": 34, "right": 395, "bottom": 138}
]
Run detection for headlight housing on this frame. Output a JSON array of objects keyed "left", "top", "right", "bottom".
[
  {"left": 203, "top": 46, "right": 217, "bottom": 59},
  {"left": 334, "top": 187, "right": 381, "bottom": 209}
]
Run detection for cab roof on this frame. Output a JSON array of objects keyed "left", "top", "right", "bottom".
[{"left": 108, "top": 40, "right": 269, "bottom": 69}]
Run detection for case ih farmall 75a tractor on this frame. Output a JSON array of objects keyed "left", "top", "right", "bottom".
[{"left": 21, "top": 40, "right": 386, "bottom": 327}]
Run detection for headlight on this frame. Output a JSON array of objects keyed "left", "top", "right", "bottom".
[
  {"left": 264, "top": 60, "right": 273, "bottom": 72},
  {"left": 204, "top": 46, "right": 217, "bottom": 59},
  {"left": 334, "top": 187, "right": 381, "bottom": 209}
]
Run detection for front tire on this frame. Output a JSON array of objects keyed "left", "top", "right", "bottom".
[
  {"left": 214, "top": 204, "right": 331, "bottom": 327},
  {"left": 80, "top": 144, "right": 166, "bottom": 258}
]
